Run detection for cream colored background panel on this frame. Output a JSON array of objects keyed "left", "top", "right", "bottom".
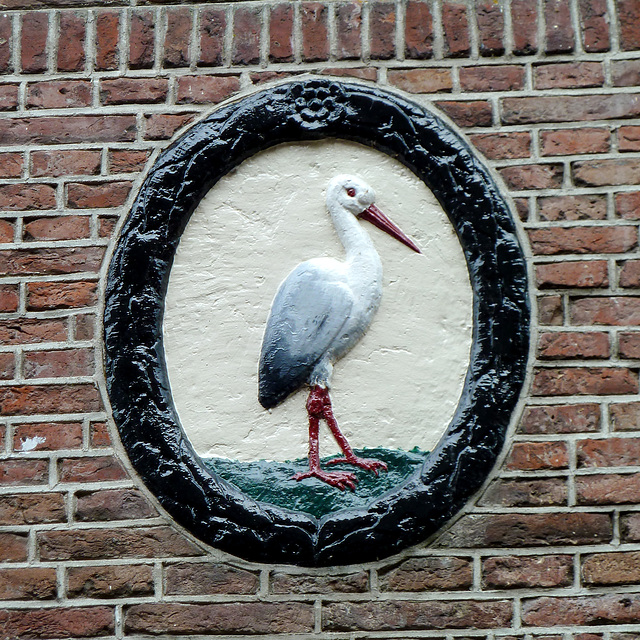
[{"left": 163, "top": 140, "right": 473, "bottom": 461}]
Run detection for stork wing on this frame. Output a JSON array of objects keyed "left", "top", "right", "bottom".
[{"left": 258, "top": 262, "right": 354, "bottom": 409}]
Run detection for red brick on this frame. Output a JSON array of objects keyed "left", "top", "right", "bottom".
[
  {"left": 538, "top": 295, "right": 563, "bottom": 325},
  {"left": 613, "top": 59, "right": 640, "bottom": 87},
  {"left": 578, "top": 437, "right": 640, "bottom": 467},
  {"left": 469, "top": 132, "right": 531, "bottom": 160},
  {"left": 57, "top": 11, "right": 85, "bottom": 72},
  {"left": 0, "top": 319, "right": 68, "bottom": 345},
  {"left": 619, "top": 0, "right": 640, "bottom": 50},
  {"left": 74, "top": 314, "right": 95, "bottom": 340},
  {"left": 0, "top": 153, "right": 23, "bottom": 178},
  {"left": 67, "top": 181, "right": 131, "bottom": 209},
  {"left": 622, "top": 513, "right": 640, "bottom": 541},
  {"left": 39, "top": 526, "right": 201, "bottom": 560},
  {"left": 616, "top": 191, "right": 640, "bottom": 219},
  {"left": 483, "top": 556, "right": 572, "bottom": 589},
  {"left": 166, "top": 563, "right": 260, "bottom": 595},
  {"left": 95, "top": 10, "right": 119, "bottom": 70},
  {"left": 198, "top": 8, "right": 225, "bottom": 66},
  {"left": 529, "top": 227, "right": 637, "bottom": 255},
  {"left": 0, "top": 383, "right": 101, "bottom": 415},
  {"left": 319, "top": 67, "right": 377, "bottom": 81},
  {"left": 28, "top": 281, "right": 97, "bottom": 311},
  {"left": 24, "top": 215, "right": 91, "bottom": 240},
  {"left": 404, "top": 1, "right": 432, "bottom": 59},
  {"left": 59, "top": 456, "right": 126, "bottom": 483},
  {"left": 524, "top": 594, "right": 640, "bottom": 626},
  {"left": 536, "top": 261, "right": 608, "bottom": 289},
  {"left": 68, "top": 565, "right": 154, "bottom": 599},
  {"left": 506, "top": 441, "right": 569, "bottom": 470},
  {"left": 269, "top": 4, "right": 294, "bottom": 62},
  {"left": 0, "top": 458, "right": 48, "bottom": 485},
  {"left": 250, "top": 70, "right": 302, "bottom": 85},
  {"left": 577, "top": 473, "right": 640, "bottom": 505},
  {"left": 620, "top": 260, "right": 640, "bottom": 287},
  {"left": 499, "top": 164, "right": 563, "bottom": 190},
  {"left": 442, "top": 1, "right": 470, "bottom": 57},
  {"left": 610, "top": 402, "right": 640, "bottom": 431},
  {"left": 619, "top": 125, "right": 640, "bottom": 151},
  {"left": 0, "top": 351, "right": 14, "bottom": 380},
  {"left": 91, "top": 421, "right": 111, "bottom": 448},
  {"left": 583, "top": 551, "right": 640, "bottom": 585},
  {"left": 574, "top": 158, "right": 640, "bottom": 187},
  {"left": 24, "top": 348, "right": 93, "bottom": 379},
  {"left": 379, "top": 556, "right": 472, "bottom": 592},
  {"left": 144, "top": 113, "right": 196, "bottom": 140},
  {"left": 459, "top": 65, "right": 524, "bottom": 92},
  {"left": 571, "top": 297, "right": 640, "bottom": 326},
  {"left": 538, "top": 331, "right": 610, "bottom": 359},
  {"left": 535, "top": 62, "right": 603, "bottom": 89},
  {"left": 479, "top": 477, "right": 568, "bottom": 507},
  {"left": 163, "top": 8, "right": 191, "bottom": 68},
  {"left": 502, "top": 94, "right": 640, "bottom": 125},
  {"left": 579, "top": 0, "right": 610, "bottom": 52},
  {"left": 0, "top": 14, "right": 12, "bottom": 73},
  {"left": 0, "top": 84, "right": 17, "bottom": 111},
  {"left": 0, "top": 115, "right": 136, "bottom": 145},
  {"left": 21, "top": 12, "right": 48, "bottom": 73},
  {"left": 232, "top": 6, "right": 261, "bottom": 66},
  {"left": 0, "top": 533, "right": 27, "bottom": 561},
  {"left": 544, "top": 0, "right": 574, "bottom": 53},
  {"left": 0, "top": 284, "right": 19, "bottom": 312},
  {"left": 0, "top": 219, "right": 14, "bottom": 242},
  {"left": 0, "top": 567, "right": 57, "bottom": 600},
  {"left": 533, "top": 367, "right": 638, "bottom": 396},
  {"left": 437, "top": 513, "right": 611, "bottom": 547},
  {"left": 388, "top": 68, "right": 451, "bottom": 94},
  {"left": 370, "top": 2, "right": 396, "bottom": 60},
  {"left": 98, "top": 216, "right": 118, "bottom": 238},
  {"left": 435, "top": 101, "right": 492, "bottom": 127},
  {"left": 130, "top": 10, "right": 155, "bottom": 69},
  {"left": 0, "top": 247, "right": 104, "bottom": 275},
  {"left": 126, "top": 602, "right": 314, "bottom": 635},
  {"left": 31, "top": 150, "right": 100, "bottom": 178},
  {"left": 541, "top": 128, "right": 610, "bottom": 156},
  {"left": 0, "top": 184, "right": 56, "bottom": 211},
  {"left": 0, "top": 607, "right": 114, "bottom": 639},
  {"left": 511, "top": 0, "right": 538, "bottom": 54},
  {"left": 301, "top": 2, "right": 328, "bottom": 62},
  {"left": 108, "top": 149, "right": 150, "bottom": 174},
  {"left": 0, "top": 493, "right": 65, "bottom": 525},
  {"left": 176, "top": 75, "right": 240, "bottom": 105},
  {"left": 476, "top": 2, "right": 504, "bottom": 56},
  {"left": 100, "top": 78, "right": 167, "bottom": 105},
  {"left": 13, "top": 421, "right": 83, "bottom": 451},
  {"left": 76, "top": 488, "right": 156, "bottom": 521}
]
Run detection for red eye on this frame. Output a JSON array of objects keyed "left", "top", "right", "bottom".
[{"left": 346, "top": 188, "right": 356, "bottom": 197}]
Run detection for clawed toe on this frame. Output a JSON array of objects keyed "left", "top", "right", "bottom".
[
  {"left": 292, "top": 469, "right": 357, "bottom": 491},
  {"left": 326, "top": 456, "right": 388, "bottom": 475}
]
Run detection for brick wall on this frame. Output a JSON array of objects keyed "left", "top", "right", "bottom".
[{"left": 1, "top": 0, "right": 640, "bottom": 637}]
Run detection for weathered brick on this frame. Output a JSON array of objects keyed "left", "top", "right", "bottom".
[
  {"left": 59, "top": 455, "right": 126, "bottom": 483},
  {"left": 469, "top": 132, "right": 530, "bottom": 160},
  {"left": 24, "top": 348, "right": 93, "bottom": 379},
  {"left": 100, "top": 78, "right": 168, "bottom": 105},
  {"left": 57, "top": 11, "right": 85, "bottom": 72},
  {"left": 507, "top": 441, "right": 569, "bottom": 470},
  {"left": 388, "top": 68, "right": 452, "bottom": 94},
  {"left": 0, "top": 247, "right": 103, "bottom": 275},
  {"left": 620, "top": 260, "right": 640, "bottom": 288},
  {"left": 0, "top": 492, "right": 65, "bottom": 525},
  {"left": 538, "top": 295, "right": 563, "bottom": 325},
  {"left": 67, "top": 181, "right": 131, "bottom": 209},
  {"left": 74, "top": 314, "right": 95, "bottom": 340},
  {"left": 459, "top": 65, "right": 524, "bottom": 92},
  {"left": 479, "top": 478, "right": 567, "bottom": 507},
  {"left": 0, "top": 607, "right": 114, "bottom": 639},
  {"left": 301, "top": 2, "right": 328, "bottom": 62},
  {"left": 108, "top": 149, "right": 150, "bottom": 174},
  {"left": 144, "top": 113, "right": 196, "bottom": 140},
  {"left": 0, "top": 351, "right": 13, "bottom": 379},
  {"left": 538, "top": 331, "right": 609, "bottom": 360},
  {"left": 578, "top": 437, "right": 640, "bottom": 467},
  {"left": 379, "top": 557, "right": 472, "bottom": 592},
  {"left": 619, "top": 0, "right": 640, "bottom": 51},
  {"left": 544, "top": 0, "right": 573, "bottom": 53},
  {"left": 536, "top": 261, "right": 608, "bottom": 289},
  {"left": 319, "top": 67, "right": 377, "bottom": 81},
  {"left": 529, "top": 227, "right": 637, "bottom": 255},
  {"left": 522, "top": 594, "right": 640, "bottom": 626},
  {"left": 250, "top": 70, "right": 301, "bottom": 85},
  {"left": 0, "top": 567, "right": 57, "bottom": 600},
  {"left": 476, "top": 2, "right": 504, "bottom": 56},
  {"left": 610, "top": 402, "right": 640, "bottom": 431},
  {"left": 0, "top": 533, "right": 27, "bottom": 561},
  {"left": 13, "top": 421, "right": 83, "bottom": 451},
  {"left": 27, "top": 281, "right": 98, "bottom": 310},
  {"left": 500, "top": 164, "right": 563, "bottom": 190},
  {"left": 76, "top": 488, "right": 156, "bottom": 521},
  {"left": 622, "top": 513, "right": 640, "bottom": 541},
  {"left": 483, "top": 555, "right": 572, "bottom": 589},
  {"left": 166, "top": 563, "right": 259, "bottom": 595},
  {"left": 269, "top": 4, "right": 294, "bottom": 62},
  {"left": 370, "top": 1, "right": 396, "bottom": 60},
  {"left": 0, "top": 383, "right": 101, "bottom": 415},
  {"left": 21, "top": 12, "right": 48, "bottom": 73},
  {"left": 24, "top": 215, "right": 90, "bottom": 241},
  {"left": 0, "top": 184, "right": 55, "bottom": 211},
  {"left": 0, "top": 219, "right": 13, "bottom": 243},
  {"left": 613, "top": 59, "right": 640, "bottom": 87},
  {"left": 164, "top": 7, "right": 191, "bottom": 68},
  {"left": 0, "top": 458, "right": 48, "bottom": 485},
  {"left": 199, "top": 7, "right": 225, "bottom": 66},
  {"left": 616, "top": 191, "right": 640, "bottom": 219},
  {"left": 404, "top": 0, "right": 432, "bottom": 59},
  {"left": 532, "top": 368, "right": 638, "bottom": 396},
  {"left": 91, "top": 421, "right": 111, "bottom": 448},
  {"left": 579, "top": 0, "right": 610, "bottom": 52},
  {"left": 511, "top": 0, "right": 538, "bottom": 55},
  {"left": 130, "top": 10, "right": 155, "bottom": 69},
  {"left": 0, "top": 152, "right": 23, "bottom": 178},
  {"left": 0, "top": 14, "right": 12, "bottom": 73},
  {"left": 98, "top": 216, "right": 118, "bottom": 238},
  {"left": 618, "top": 125, "right": 640, "bottom": 152},
  {"left": 575, "top": 158, "right": 640, "bottom": 187},
  {"left": 39, "top": 526, "right": 200, "bottom": 560},
  {"left": 583, "top": 551, "right": 640, "bottom": 585},
  {"left": 442, "top": 1, "right": 470, "bottom": 57},
  {"left": 0, "top": 318, "right": 68, "bottom": 345},
  {"left": 577, "top": 473, "right": 640, "bottom": 505},
  {"left": 436, "top": 513, "right": 611, "bottom": 548},
  {"left": 435, "top": 101, "right": 492, "bottom": 127},
  {"left": 535, "top": 62, "right": 603, "bottom": 89},
  {"left": 31, "top": 150, "right": 100, "bottom": 179},
  {"left": 95, "top": 10, "right": 119, "bottom": 70},
  {"left": 126, "top": 602, "right": 314, "bottom": 635},
  {"left": 571, "top": 297, "right": 640, "bottom": 326},
  {"left": 176, "top": 75, "right": 240, "bottom": 105},
  {"left": 0, "top": 284, "right": 19, "bottom": 311},
  {"left": 541, "top": 128, "right": 610, "bottom": 156},
  {"left": 68, "top": 564, "right": 154, "bottom": 599},
  {"left": 232, "top": 6, "right": 260, "bottom": 66}
]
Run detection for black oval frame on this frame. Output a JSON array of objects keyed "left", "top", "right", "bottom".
[{"left": 104, "top": 79, "right": 529, "bottom": 566}]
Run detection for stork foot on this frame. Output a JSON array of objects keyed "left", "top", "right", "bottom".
[
  {"left": 326, "top": 456, "right": 388, "bottom": 475},
  {"left": 292, "top": 469, "right": 357, "bottom": 491}
]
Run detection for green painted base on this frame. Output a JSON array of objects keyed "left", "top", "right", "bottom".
[{"left": 202, "top": 447, "right": 427, "bottom": 519}]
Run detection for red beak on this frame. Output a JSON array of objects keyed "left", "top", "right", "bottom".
[{"left": 359, "top": 204, "right": 421, "bottom": 254}]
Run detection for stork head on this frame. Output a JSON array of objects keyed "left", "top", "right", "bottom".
[{"left": 326, "top": 174, "right": 421, "bottom": 253}]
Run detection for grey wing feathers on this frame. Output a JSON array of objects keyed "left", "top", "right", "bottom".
[{"left": 258, "top": 264, "right": 353, "bottom": 409}]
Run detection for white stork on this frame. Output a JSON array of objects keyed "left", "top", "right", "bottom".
[{"left": 258, "top": 175, "right": 421, "bottom": 490}]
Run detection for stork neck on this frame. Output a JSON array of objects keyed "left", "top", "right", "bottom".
[{"left": 328, "top": 202, "right": 379, "bottom": 265}]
